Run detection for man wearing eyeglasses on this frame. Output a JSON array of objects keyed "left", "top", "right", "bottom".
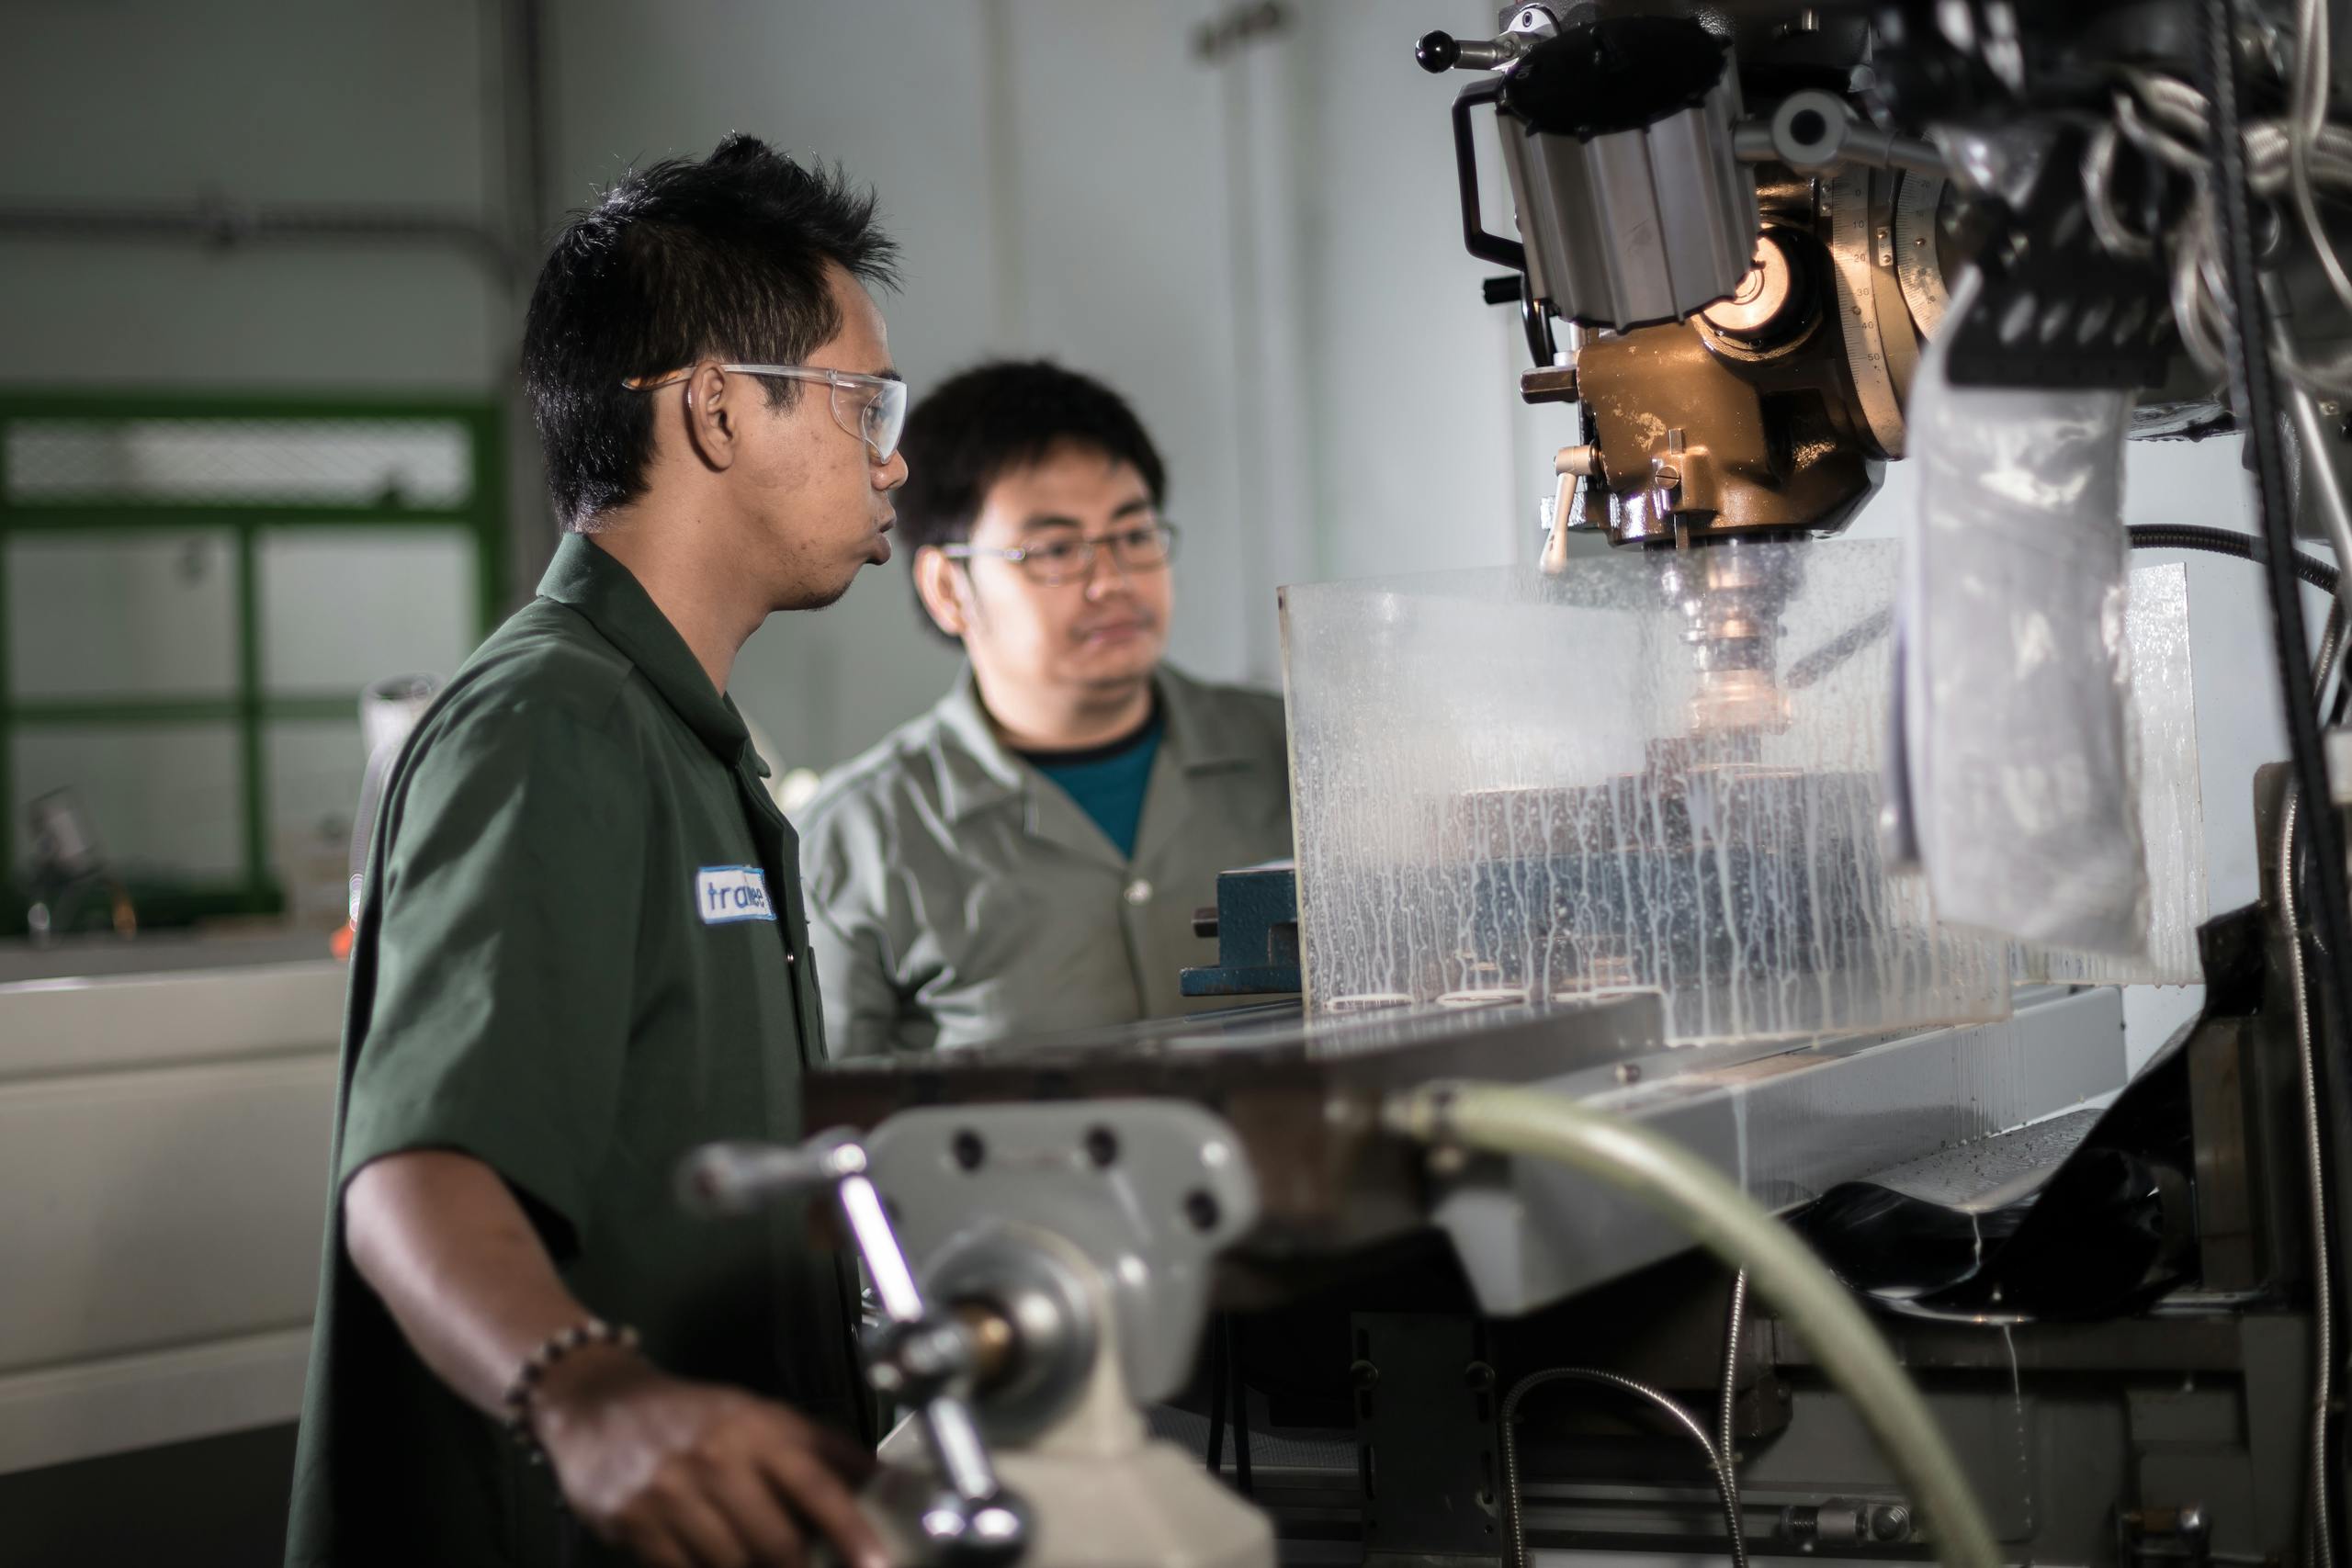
[
  {"left": 288, "top": 137, "right": 899, "bottom": 1568},
  {"left": 798, "top": 360, "right": 1293, "bottom": 1057}
]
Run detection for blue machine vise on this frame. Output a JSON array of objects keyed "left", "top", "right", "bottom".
[{"left": 1178, "top": 861, "right": 1300, "bottom": 998}]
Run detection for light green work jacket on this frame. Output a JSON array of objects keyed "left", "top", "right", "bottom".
[{"left": 799, "top": 664, "right": 1293, "bottom": 1056}]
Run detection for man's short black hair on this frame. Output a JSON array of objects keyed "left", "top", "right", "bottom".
[
  {"left": 521, "top": 133, "right": 898, "bottom": 531},
  {"left": 896, "top": 360, "right": 1167, "bottom": 638}
]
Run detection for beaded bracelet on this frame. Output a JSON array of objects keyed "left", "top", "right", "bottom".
[{"left": 500, "top": 1318, "right": 641, "bottom": 1462}]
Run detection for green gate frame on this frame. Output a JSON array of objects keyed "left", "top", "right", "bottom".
[{"left": 0, "top": 390, "right": 505, "bottom": 920}]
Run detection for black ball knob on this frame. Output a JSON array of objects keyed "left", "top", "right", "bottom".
[{"left": 1416, "top": 29, "right": 1461, "bottom": 73}]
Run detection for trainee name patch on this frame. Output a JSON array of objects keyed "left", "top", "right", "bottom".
[{"left": 695, "top": 864, "right": 775, "bottom": 924}]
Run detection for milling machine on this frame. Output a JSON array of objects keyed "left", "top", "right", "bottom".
[{"left": 695, "top": 5, "right": 2352, "bottom": 1565}]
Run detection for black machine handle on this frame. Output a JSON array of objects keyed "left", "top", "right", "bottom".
[{"left": 1451, "top": 77, "right": 1527, "bottom": 274}]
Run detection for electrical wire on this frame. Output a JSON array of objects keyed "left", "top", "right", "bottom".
[
  {"left": 2139, "top": 422, "right": 2352, "bottom": 1568},
  {"left": 1780, "top": 528, "right": 2335, "bottom": 694},
  {"left": 1719, "top": 1269, "right": 1750, "bottom": 1556},
  {"left": 1204, "top": 1314, "right": 1227, "bottom": 1477},
  {"left": 2086, "top": 54, "right": 2352, "bottom": 399},
  {"left": 1225, "top": 1315, "right": 1253, "bottom": 1497},
  {"left": 2200, "top": 0, "right": 2352, "bottom": 1260},
  {"left": 2290, "top": 0, "right": 2352, "bottom": 321},
  {"left": 2282, "top": 606, "right": 2345, "bottom": 1568},
  {"left": 1498, "top": 1366, "right": 1745, "bottom": 1568},
  {"left": 2200, "top": 7, "right": 2352, "bottom": 1563},
  {"left": 2125, "top": 524, "right": 2343, "bottom": 594},
  {"left": 2284, "top": 788, "right": 2338, "bottom": 1568},
  {"left": 1385, "top": 1082, "right": 2002, "bottom": 1568},
  {"left": 2083, "top": 118, "right": 2161, "bottom": 260}
]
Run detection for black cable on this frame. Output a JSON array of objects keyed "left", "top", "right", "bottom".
[
  {"left": 2199, "top": 0, "right": 2352, "bottom": 1018},
  {"left": 1204, "top": 1314, "right": 1228, "bottom": 1476},
  {"left": 2197, "top": 0, "right": 2352, "bottom": 973},
  {"left": 1225, "top": 1316, "right": 1254, "bottom": 1497},
  {"left": 2199, "top": 8, "right": 2352, "bottom": 1566},
  {"left": 1785, "top": 607, "right": 1894, "bottom": 689},
  {"left": 2127, "top": 524, "right": 2342, "bottom": 593},
  {"left": 1781, "top": 526, "right": 2336, "bottom": 693}
]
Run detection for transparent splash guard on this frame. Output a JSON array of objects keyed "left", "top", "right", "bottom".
[{"left": 1279, "top": 539, "right": 2199, "bottom": 1045}]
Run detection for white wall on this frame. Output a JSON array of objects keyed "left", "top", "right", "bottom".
[
  {"left": 0, "top": 0, "right": 507, "bottom": 388},
  {"left": 543, "top": 0, "right": 1328, "bottom": 770},
  {"left": 1292, "top": 0, "right": 1545, "bottom": 581}
]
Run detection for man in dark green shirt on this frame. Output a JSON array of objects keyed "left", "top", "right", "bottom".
[{"left": 287, "top": 136, "right": 905, "bottom": 1568}]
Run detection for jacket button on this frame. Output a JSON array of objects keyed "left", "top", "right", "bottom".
[{"left": 1124, "top": 878, "right": 1153, "bottom": 906}]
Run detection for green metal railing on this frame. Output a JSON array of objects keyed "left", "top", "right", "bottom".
[{"left": 0, "top": 390, "right": 505, "bottom": 923}]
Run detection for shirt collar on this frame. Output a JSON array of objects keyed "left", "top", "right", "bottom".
[
  {"left": 931, "top": 662, "right": 1265, "bottom": 822},
  {"left": 933, "top": 671, "right": 1026, "bottom": 821},
  {"left": 537, "top": 534, "right": 750, "bottom": 761},
  {"left": 1153, "top": 663, "right": 1265, "bottom": 771}
]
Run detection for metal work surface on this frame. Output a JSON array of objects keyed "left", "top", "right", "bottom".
[
  {"left": 1425, "top": 986, "right": 2126, "bottom": 1313},
  {"left": 814, "top": 986, "right": 2125, "bottom": 1315},
  {"left": 1860, "top": 1106, "right": 2104, "bottom": 1212},
  {"left": 811, "top": 991, "right": 1663, "bottom": 1267}
]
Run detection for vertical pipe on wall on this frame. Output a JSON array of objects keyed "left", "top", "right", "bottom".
[
  {"left": 494, "top": 0, "right": 556, "bottom": 602},
  {"left": 1211, "top": 6, "right": 1317, "bottom": 684},
  {"left": 981, "top": 0, "right": 1025, "bottom": 351}
]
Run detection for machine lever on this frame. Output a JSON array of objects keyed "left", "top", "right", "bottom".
[
  {"left": 1448, "top": 78, "right": 1528, "bottom": 274},
  {"left": 1416, "top": 28, "right": 1527, "bottom": 73},
  {"left": 682, "top": 1134, "right": 1031, "bottom": 1564}
]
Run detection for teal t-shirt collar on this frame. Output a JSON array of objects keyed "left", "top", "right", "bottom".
[{"left": 1013, "top": 704, "right": 1166, "bottom": 861}]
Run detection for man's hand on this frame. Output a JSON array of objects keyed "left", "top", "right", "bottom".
[
  {"left": 343, "top": 1153, "right": 889, "bottom": 1568},
  {"left": 535, "top": 1347, "right": 888, "bottom": 1568}
]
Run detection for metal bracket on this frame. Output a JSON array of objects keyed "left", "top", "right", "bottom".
[
  {"left": 863, "top": 1100, "right": 1262, "bottom": 1404},
  {"left": 1352, "top": 1313, "right": 1502, "bottom": 1564}
]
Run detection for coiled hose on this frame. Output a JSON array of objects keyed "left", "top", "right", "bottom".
[
  {"left": 1721, "top": 1269, "right": 1749, "bottom": 1533},
  {"left": 1498, "top": 1367, "right": 1744, "bottom": 1568}
]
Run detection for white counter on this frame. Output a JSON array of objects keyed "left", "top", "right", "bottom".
[{"left": 0, "top": 938, "right": 346, "bottom": 1472}]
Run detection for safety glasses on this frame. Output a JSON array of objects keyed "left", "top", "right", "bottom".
[
  {"left": 623, "top": 363, "right": 909, "bottom": 464},
  {"left": 937, "top": 521, "right": 1180, "bottom": 587}
]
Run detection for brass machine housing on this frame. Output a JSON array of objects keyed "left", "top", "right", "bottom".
[
  {"left": 1426, "top": 7, "right": 1951, "bottom": 548},
  {"left": 1555, "top": 164, "right": 1944, "bottom": 546}
]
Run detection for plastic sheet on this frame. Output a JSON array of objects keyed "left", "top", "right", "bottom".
[
  {"left": 2019, "top": 562, "right": 2206, "bottom": 983},
  {"left": 1890, "top": 267, "right": 2152, "bottom": 956},
  {"left": 1282, "top": 539, "right": 2014, "bottom": 1043}
]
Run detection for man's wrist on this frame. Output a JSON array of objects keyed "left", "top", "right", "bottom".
[{"left": 504, "top": 1322, "right": 648, "bottom": 1454}]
